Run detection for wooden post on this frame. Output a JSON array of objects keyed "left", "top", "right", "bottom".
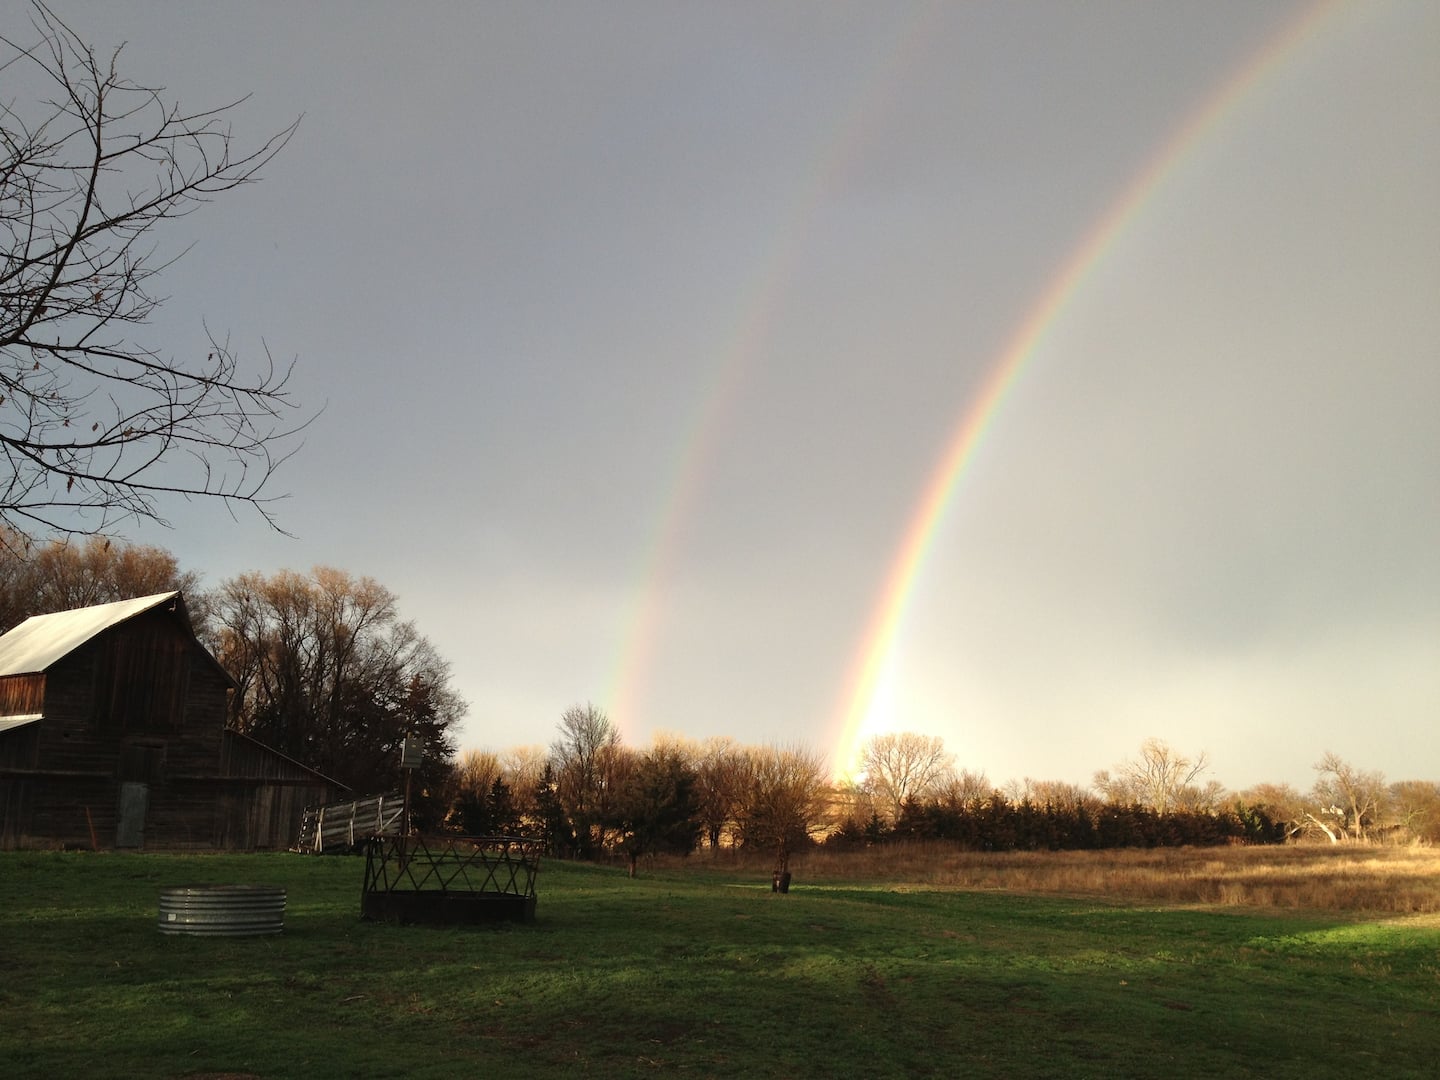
[
  {"left": 400, "top": 734, "right": 425, "bottom": 835},
  {"left": 403, "top": 769, "right": 413, "bottom": 840},
  {"left": 399, "top": 734, "right": 423, "bottom": 872}
]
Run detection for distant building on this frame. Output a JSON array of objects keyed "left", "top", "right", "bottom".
[{"left": 0, "top": 592, "right": 344, "bottom": 850}]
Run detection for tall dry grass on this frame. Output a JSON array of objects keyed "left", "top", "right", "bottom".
[{"left": 703, "top": 843, "right": 1440, "bottom": 913}]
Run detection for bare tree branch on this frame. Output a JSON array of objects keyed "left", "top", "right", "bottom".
[
  {"left": 0, "top": 2, "right": 309, "bottom": 540},
  {"left": 1310, "top": 752, "right": 1387, "bottom": 842},
  {"left": 1094, "top": 738, "right": 1212, "bottom": 816},
  {"left": 859, "top": 731, "right": 955, "bottom": 824}
]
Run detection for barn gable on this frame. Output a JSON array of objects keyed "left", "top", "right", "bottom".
[
  {"left": 0, "top": 592, "right": 343, "bottom": 850},
  {"left": 0, "top": 592, "right": 195, "bottom": 676}
]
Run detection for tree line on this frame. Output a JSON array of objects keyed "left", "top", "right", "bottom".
[
  {"left": 0, "top": 532, "right": 459, "bottom": 802},
  {"left": 450, "top": 726, "right": 1439, "bottom": 865},
  {"left": 840, "top": 733, "right": 1440, "bottom": 849},
  {"left": 2, "top": 535, "right": 1435, "bottom": 863},
  {"left": 442, "top": 704, "right": 829, "bottom": 877}
]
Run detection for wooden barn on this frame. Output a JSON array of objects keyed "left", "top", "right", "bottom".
[{"left": 0, "top": 591, "right": 344, "bottom": 850}]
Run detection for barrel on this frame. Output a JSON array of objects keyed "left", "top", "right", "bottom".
[{"left": 158, "top": 884, "right": 286, "bottom": 936}]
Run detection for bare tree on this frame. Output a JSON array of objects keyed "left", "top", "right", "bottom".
[
  {"left": 1094, "top": 738, "right": 1210, "bottom": 816},
  {"left": 733, "top": 743, "right": 830, "bottom": 877},
  {"left": 1006, "top": 777, "right": 1099, "bottom": 815},
  {"left": 936, "top": 768, "right": 992, "bottom": 808},
  {"left": 0, "top": 3, "right": 305, "bottom": 539},
  {"left": 501, "top": 744, "right": 547, "bottom": 825},
  {"left": 693, "top": 735, "right": 749, "bottom": 849},
  {"left": 1309, "top": 752, "right": 1387, "bottom": 843},
  {"left": 454, "top": 749, "right": 503, "bottom": 801},
  {"left": 443, "top": 748, "right": 524, "bottom": 836},
  {"left": 1173, "top": 779, "right": 1227, "bottom": 814},
  {"left": 1238, "top": 782, "right": 1307, "bottom": 841},
  {"left": 210, "top": 566, "right": 463, "bottom": 795},
  {"left": 0, "top": 526, "right": 201, "bottom": 630},
  {"left": 613, "top": 742, "right": 702, "bottom": 876},
  {"left": 548, "top": 702, "right": 622, "bottom": 857},
  {"left": 1389, "top": 780, "right": 1440, "bottom": 843},
  {"left": 859, "top": 731, "right": 954, "bottom": 824}
]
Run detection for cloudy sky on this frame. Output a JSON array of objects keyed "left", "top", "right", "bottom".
[{"left": 44, "top": 1, "right": 1438, "bottom": 792}]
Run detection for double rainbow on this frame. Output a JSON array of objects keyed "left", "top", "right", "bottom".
[{"left": 603, "top": 1, "right": 1343, "bottom": 770}]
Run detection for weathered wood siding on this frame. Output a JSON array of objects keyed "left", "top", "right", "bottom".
[
  {"left": 11, "top": 611, "right": 224, "bottom": 849},
  {"left": 86, "top": 608, "right": 210, "bottom": 732},
  {"left": 0, "top": 602, "right": 338, "bottom": 851},
  {"left": 215, "top": 730, "right": 341, "bottom": 850},
  {"left": 0, "top": 674, "right": 45, "bottom": 715},
  {"left": 0, "top": 721, "right": 40, "bottom": 848}
]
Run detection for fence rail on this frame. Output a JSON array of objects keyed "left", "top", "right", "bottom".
[{"left": 294, "top": 793, "right": 403, "bottom": 853}]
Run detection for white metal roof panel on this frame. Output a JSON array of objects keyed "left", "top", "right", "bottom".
[
  {"left": 0, "top": 592, "right": 180, "bottom": 676},
  {"left": 0, "top": 714, "right": 41, "bottom": 732}
]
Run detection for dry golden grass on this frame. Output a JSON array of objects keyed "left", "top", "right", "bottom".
[{"left": 758, "top": 843, "right": 1440, "bottom": 913}]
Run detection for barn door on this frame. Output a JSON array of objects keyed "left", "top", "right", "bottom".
[
  {"left": 116, "top": 741, "right": 165, "bottom": 849},
  {"left": 116, "top": 782, "right": 149, "bottom": 848}
]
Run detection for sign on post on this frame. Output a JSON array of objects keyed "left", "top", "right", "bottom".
[{"left": 400, "top": 736, "right": 424, "bottom": 841}]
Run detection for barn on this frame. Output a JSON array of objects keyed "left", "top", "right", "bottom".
[{"left": 0, "top": 591, "right": 344, "bottom": 850}]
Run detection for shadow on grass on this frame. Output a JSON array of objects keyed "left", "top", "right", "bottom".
[{"left": 4, "top": 853, "right": 1439, "bottom": 1079}]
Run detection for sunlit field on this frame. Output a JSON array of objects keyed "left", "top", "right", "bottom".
[
  {"left": 2, "top": 847, "right": 1437, "bottom": 1079},
  {"left": 784, "top": 842, "right": 1440, "bottom": 913}
]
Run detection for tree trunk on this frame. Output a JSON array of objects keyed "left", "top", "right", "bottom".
[{"left": 1304, "top": 812, "right": 1340, "bottom": 843}]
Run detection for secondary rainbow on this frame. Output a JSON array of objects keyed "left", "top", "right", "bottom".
[
  {"left": 830, "top": 1, "right": 1343, "bottom": 779},
  {"left": 603, "top": 9, "right": 946, "bottom": 743}
]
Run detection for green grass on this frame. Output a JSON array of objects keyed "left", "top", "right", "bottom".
[{"left": 1, "top": 851, "right": 1437, "bottom": 1079}]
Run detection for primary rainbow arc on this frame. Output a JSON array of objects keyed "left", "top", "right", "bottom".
[{"left": 829, "top": 1, "right": 1342, "bottom": 779}]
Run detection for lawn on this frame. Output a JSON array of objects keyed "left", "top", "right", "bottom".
[{"left": 1, "top": 848, "right": 1437, "bottom": 1079}]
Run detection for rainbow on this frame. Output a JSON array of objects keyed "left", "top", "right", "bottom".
[
  {"left": 604, "top": 9, "right": 944, "bottom": 742},
  {"left": 829, "top": 0, "right": 1343, "bottom": 779}
]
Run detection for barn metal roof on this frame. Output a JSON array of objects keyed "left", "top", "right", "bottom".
[{"left": 0, "top": 592, "right": 182, "bottom": 676}]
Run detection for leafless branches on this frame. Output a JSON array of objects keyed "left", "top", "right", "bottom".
[
  {"left": 0, "top": 3, "right": 305, "bottom": 538},
  {"left": 1094, "top": 737, "right": 1212, "bottom": 816},
  {"left": 1310, "top": 751, "right": 1387, "bottom": 842},
  {"left": 733, "top": 743, "right": 830, "bottom": 869},
  {"left": 858, "top": 731, "right": 955, "bottom": 823}
]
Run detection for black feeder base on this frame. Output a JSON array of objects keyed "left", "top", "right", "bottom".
[{"left": 362, "top": 890, "right": 537, "bottom": 925}]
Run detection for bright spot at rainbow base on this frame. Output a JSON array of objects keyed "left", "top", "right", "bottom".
[
  {"left": 821, "top": 2, "right": 1353, "bottom": 791},
  {"left": 835, "top": 648, "right": 900, "bottom": 783}
]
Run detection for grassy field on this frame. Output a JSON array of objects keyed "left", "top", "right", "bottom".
[
  {"left": 794, "top": 841, "right": 1440, "bottom": 912},
  {"left": 2, "top": 847, "right": 1437, "bottom": 1079}
]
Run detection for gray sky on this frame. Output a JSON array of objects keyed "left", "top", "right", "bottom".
[{"left": 51, "top": 1, "right": 1438, "bottom": 792}]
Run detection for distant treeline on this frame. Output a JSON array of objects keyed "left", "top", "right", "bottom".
[{"left": 827, "top": 797, "right": 1287, "bottom": 852}]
